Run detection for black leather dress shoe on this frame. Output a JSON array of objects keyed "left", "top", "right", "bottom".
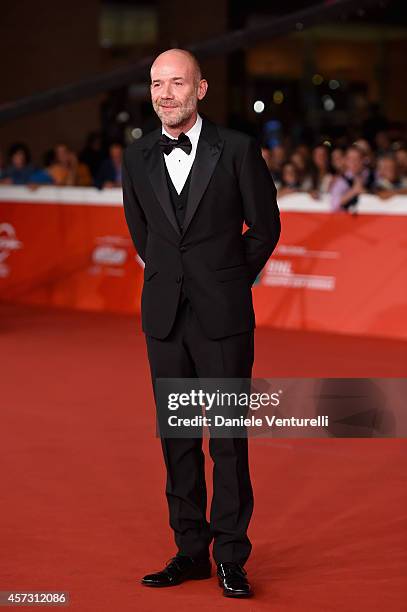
[
  {"left": 141, "top": 555, "right": 211, "bottom": 587},
  {"left": 217, "top": 562, "right": 253, "bottom": 598}
]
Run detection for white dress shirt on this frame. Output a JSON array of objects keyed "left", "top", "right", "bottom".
[{"left": 161, "top": 114, "right": 202, "bottom": 195}]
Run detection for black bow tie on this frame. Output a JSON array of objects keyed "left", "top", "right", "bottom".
[{"left": 159, "top": 132, "right": 192, "bottom": 156}]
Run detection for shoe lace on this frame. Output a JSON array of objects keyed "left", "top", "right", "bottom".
[{"left": 164, "top": 556, "right": 185, "bottom": 574}]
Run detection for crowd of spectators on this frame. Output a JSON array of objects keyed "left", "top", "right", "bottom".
[
  {"left": 1, "top": 127, "right": 407, "bottom": 211},
  {"left": 0, "top": 133, "right": 123, "bottom": 190},
  {"left": 261, "top": 131, "right": 407, "bottom": 211}
]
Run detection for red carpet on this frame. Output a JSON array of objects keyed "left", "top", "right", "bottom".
[{"left": 1, "top": 303, "right": 406, "bottom": 611}]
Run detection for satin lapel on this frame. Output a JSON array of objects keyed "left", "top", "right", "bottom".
[
  {"left": 183, "top": 134, "right": 224, "bottom": 236},
  {"left": 142, "top": 140, "right": 181, "bottom": 237}
]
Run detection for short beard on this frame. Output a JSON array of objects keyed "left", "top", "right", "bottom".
[{"left": 153, "top": 93, "right": 197, "bottom": 129}]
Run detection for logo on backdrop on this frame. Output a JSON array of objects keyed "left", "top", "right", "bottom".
[
  {"left": 261, "top": 244, "right": 338, "bottom": 291},
  {"left": 89, "top": 235, "right": 133, "bottom": 277},
  {"left": 0, "top": 223, "right": 23, "bottom": 278}
]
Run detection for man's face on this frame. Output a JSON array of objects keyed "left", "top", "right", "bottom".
[
  {"left": 150, "top": 52, "right": 206, "bottom": 128},
  {"left": 282, "top": 163, "right": 298, "bottom": 185}
]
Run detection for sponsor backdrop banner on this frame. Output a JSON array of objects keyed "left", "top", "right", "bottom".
[
  {"left": 0, "top": 201, "right": 143, "bottom": 313},
  {"left": 0, "top": 197, "right": 406, "bottom": 340},
  {"left": 253, "top": 212, "right": 406, "bottom": 339}
]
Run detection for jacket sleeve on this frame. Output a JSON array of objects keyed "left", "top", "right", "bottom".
[
  {"left": 122, "top": 152, "right": 147, "bottom": 263},
  {"left": 239, "top": 138, "right": 281, "bottom": 284}
]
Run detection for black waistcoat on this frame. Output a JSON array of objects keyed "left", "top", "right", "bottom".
[
  {"left": 163, "top": 161, "right": 193, "bottom": 233},
  {"left": 163, "top": 161, "right": 195, "bottom": 305}
]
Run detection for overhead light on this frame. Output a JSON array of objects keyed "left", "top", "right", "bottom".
[
  {"left": 253, "top": 100, "right": 265, "bottom": 113},
  {"left": 131, "top": 128, "right": 143, "bottom": 140},
  {"left": 117, "top": 111, "right": 130, "bottom": 123},
  {"left": 273, "top": 90, "right": 284, "bottom": 104},
  {"left": 322, "top": 96, "right": 335, "bottom": 111}
]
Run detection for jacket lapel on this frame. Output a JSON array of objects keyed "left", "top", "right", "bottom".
[
  {"left": 141, "top": 116, "right": 224, "bottom": 238},
  {"left": 142, "top": 133, "right": 181, "bottom": 236},
  {"left": 183, "top": 117, "right": 224, "bottom": 236}
]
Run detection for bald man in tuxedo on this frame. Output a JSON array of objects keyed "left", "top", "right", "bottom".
[{"left": 122, "top": 48, "right": 280, "bottom": 598}]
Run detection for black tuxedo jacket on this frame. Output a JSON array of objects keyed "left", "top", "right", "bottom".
[{"left": 122, "top": 115, "right": 280, "bottom": 340}]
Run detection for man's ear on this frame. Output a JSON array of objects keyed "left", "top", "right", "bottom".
[{"left": 198, "top": 79, "right": 208, "bottom": 101}]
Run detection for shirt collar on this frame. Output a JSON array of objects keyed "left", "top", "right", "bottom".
[{"left": 161, "top": 113, "right": 202, "bottom": 149}]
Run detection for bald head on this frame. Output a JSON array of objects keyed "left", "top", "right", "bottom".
[
  {"left": 151, "top": 49, "right": 202, "bottom": 86},
  {"left": 150, "top": 48, "right": 208, "bottom": 135}
]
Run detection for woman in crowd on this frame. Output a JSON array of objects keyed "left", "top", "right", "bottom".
[
  {"left": 278, "top": 161, "right": 303, "bottom": 198},
  {"left": 46, "top": 143, "right": 92, "bottom": 186},
  {"left": 354, "top": 138, "right": 376, "bottom": 186},
  {"left": 309, "top": 144, "right": 334, "bottom": 197},
  {"left": 331, "top": 147, "right": 346, "bottom": 178},
  {"left": 0, "top": 143, "right": 34, "bottom": 185},
  {"left": 0, "top": 142, "right": 52, "bottom": 186},
  {"left": 95, "top": 142, "right": 123, "bottom": 189},
  {"left": 290, "top": 151, "right": 313, "bottom": 191}
]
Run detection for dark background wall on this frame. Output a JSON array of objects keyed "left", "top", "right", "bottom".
[
  {"left": 0, "top": 0, "right": 102, "bottom": 163},
  {"left": 1, "top": 1, "right": 406, "bottom": 162},
  {"left": 157, "top": 0, "right": 228, "bottom": 124},
  {"left": 0, "top": 0, "right": 228, "bottom": 163}
]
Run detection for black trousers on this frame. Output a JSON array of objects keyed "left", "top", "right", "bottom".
[{"left": 145, "top": 289, "right": 255, "bottom": 566}]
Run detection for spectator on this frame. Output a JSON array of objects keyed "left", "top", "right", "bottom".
[
  {"left": 375, "top": 130, "right": 392, "bottom": 155},
  {"left": 278, "top": 162, "right": 302, "bottom": 198},
  {"left": 47, "top": 143, "right": 92, "bottom": 186},
  {"left": 95, "top": 142, "right": 123, "bottom": 189},
  {"left": 309, "top": 144, "right": 334, "bottom": 197},
  {"left": 294, "top": 143, "right": 312, "bottom": 165},
  {"left": 290, "top": 151, "right": 312, "bottom": 190},
  {"left": 331, "top": 147, "right": 346, "bottom": 177},
  {"left": 329, "top": 145, "right": 374, "bottom": 212},
  {"left": 79, "top": 132, "right": 104, "bottom": 181},
  {"left": 374, "top": 155, "right": 407, "bottom": 199},
  {"left": 354, "top": 138, "right": 376, "bottom": 185},
  {"left": 354, "top": 138, "right": 375, "bottom": 166},
  {"left": 1, "top": 142, "right": 34, "bottom": 185},
  {"left": 268, "top": 144, "right": 286, "bottom": 184},
  {"left": 395, "top": 147, "right": 407, "bottom": 181}
]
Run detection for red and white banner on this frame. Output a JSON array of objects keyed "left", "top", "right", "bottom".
[
  {"left": 1, "top": 187, "right": 406, "bottom": 340},
  {"left": 253, "top": 211, "right": 406, "bottom": 339}
]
